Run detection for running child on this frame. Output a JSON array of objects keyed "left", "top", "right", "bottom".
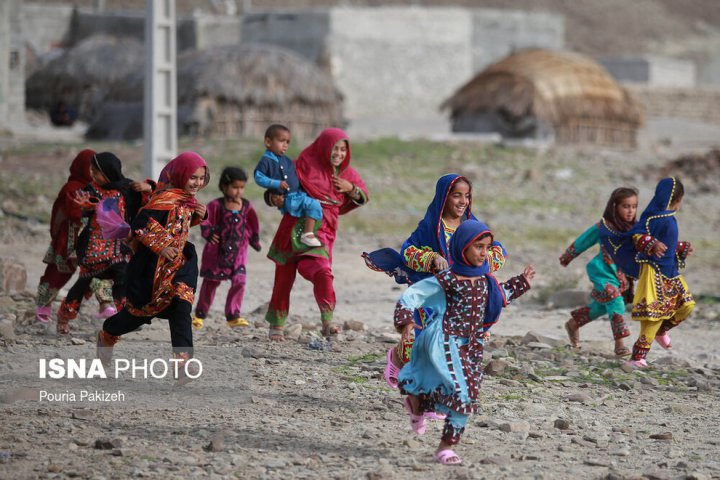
[
  {"left": 560, "top": 187, "right": 638, "bottom": 356},
  {"left": 395, "top": 220, "right": 534, "bottom": 465}
]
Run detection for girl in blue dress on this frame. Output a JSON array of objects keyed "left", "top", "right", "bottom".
[{"left": 394, "top": 220, "right": 534, "bottom": 465}]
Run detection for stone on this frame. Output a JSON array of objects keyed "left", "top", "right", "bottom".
[
  {"left": 484, "top": 359, "right": 508, "bottom": 376},
  {"left": 0, "top": 258, "right": 27, "bottom": 293},
  {"left": 204, "top": 431, "right": 226, "bottom": 452},
  {"left": 94, "top": 437, "right": 123, "bottom": 449},
  {"left": 0, "top": 317, "right": 15, "bottom": 341},
  {"left": 554, "top": 419, "right": 571, "bottom": 430},
  {"left": 567, "top": 393, "right": 592, "bottom": 403},
  {"left": 499, "top": 421, "right": 530, "bottom": 433},
  {"left": 343, "top": 320, "right": 367, "bottom": 331},
  {"left": 649, "top": 432, "right": 673, "bottom": 441},
  {"left": 285, "top": 324, "right": 303, "bottom": 341}
]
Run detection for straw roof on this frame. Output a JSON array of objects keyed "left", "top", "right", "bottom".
[
  {"left": 25, "top": 35, "right": 144, "bottom": 116},
  {"left": 442, "top": 49, "right": 644, "bottom": 127},
  {"left": 106, "top": 43, "right": 343, "bottom": 108}
]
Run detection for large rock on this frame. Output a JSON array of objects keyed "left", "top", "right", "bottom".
[{"left": 0, "top": 258, "right": 27, "bottom": 293}]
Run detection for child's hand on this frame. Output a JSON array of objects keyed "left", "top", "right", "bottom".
[
  {"left": 251, "top": 242, "right": 262, "bottom": 252},
  {"left": 72, "top": 190, "right": 98, "bottom": 208},
  {"left": 617, "top": 270, "right": 629, "bottom": 292},
  {"left": 130, "top": 181, "right": 152, "bottom": 193},
  {"left": 160, "top": 246, "right": 179, "bottom": 261},
  {"left": 432, "top": 256, "right": 449, "bottom": 272},
  {"left": 209, "top": 234, "right": 220, "bottom": 245},
  {"left": 194, "top": 203, "right": 207, "bottom": 219},
  {"left": 400, "top": 322, "right": 419, "bottom": 344},
  {"left": 649, "top": 240, "right": 668, "bottom": 258},
  {"left": 270, "top": 193, "right": 285, "bottom": 208},
  {"left": 558, "top": 250, "right": 573, "bottom": 267},
  {"left": 280, "top": 180, "right": 290, "bottom": 191},
  {"left": 522, "top": 265, "right": 536, "bottom": 282}
]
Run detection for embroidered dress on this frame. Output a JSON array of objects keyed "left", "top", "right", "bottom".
[
  {"left": 102, "top": 151, "right": 208, "bottom": 357},
  {"left": 559, "top": 222, "right": 630, "bottom": 339},
  {"left": 36, "top": 150, "right": 112, "bottom": 309},
  {"left": 195, "top": 198, "right": 260, "bottom": 320},
  {"left": 621, "top": 178, "right": 695, "bottom": 360},
  {"left": 395, "top": 221, "right": 530, "bottom": 445},
  {"left": 265, "top": 128, "right": 368, "bottom": 328}
]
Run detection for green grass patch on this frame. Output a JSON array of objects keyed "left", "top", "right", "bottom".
[{"left": 347, "top": 353, "right": 383, "bottom": 365}]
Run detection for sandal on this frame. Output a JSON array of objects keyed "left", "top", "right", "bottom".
[
  {"left": 268, "top": 326, "right": 285, "bottom": 342},
  {"left": 614, "top": 344, "right": 631, "bottom": 357},
  {"left": 384, "top": 348, "right": 400, "bottom": 388},
  {"left": 564, "top": 319, "right": 580, "bottom": 349},
  {"left": 35, "top": 306, "right": 52, "bottom": 324},
  {"left": 192, "top": 316, "right": 204, "bottom": 330},
  {"left": 403, "top": 396, "right": 426, "bottom": 435},
  {"left": 434, "top": 449, "right": 462, "bottom": 465},
  {"left": 424, "top": 411, "right": 447, "bottom": 421},
  {"left": 655, "top": 333, "right": 672, "bottom": 350},
  {"left": 227, "top": 317, "right": 250, "bottom": 328},
  {"left": 321, "top": 322, "right": 341, "bottom": 338}
]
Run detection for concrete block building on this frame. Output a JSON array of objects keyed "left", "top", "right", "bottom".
[{"left": 0, "top": 0, "right": 25, "bottom": 133}]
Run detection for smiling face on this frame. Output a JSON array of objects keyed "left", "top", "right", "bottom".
[
  {"left": 616, "top": 195, "right": 638, "bottom": 223},
  {"left": 184, "top": 167, "right": 207, "bottom": 196},
  {"left": 464, "top": 234, "right": 492, "bottom": 267},
  {"left": 330, "top": 140, "right": 348, "bottom": 168},
  {"left": 442, "top": 180, "right": 471, "bottom": 221}
]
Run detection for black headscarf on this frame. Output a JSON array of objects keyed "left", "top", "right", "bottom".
[{"left": 92, "top": 152, "right": 141, "bottom": 221}]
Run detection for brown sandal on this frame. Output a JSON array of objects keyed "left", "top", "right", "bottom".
[
  {"left": 614, "top": 344, "right": 631, "bottom": 357},
  {"left": 564, "top": 319, "right": 580, "bottom": 349}
]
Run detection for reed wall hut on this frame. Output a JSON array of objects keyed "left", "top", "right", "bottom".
[
  {"left": 90, "top": 44, "right": 344, "bottom": 140},
  {"left": 442, "top": 49, "right": 644, "bottom": 148},
  {"left": 25, "top": 35, "right": 144, "bottom": 123}
]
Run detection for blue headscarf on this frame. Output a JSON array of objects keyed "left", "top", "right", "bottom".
[
  {"left": 404, "top": 174, "right": 475, "bottom": 261},
  {"left": 449, "top": 219, "right": 492, "bottom": 277},
  {"left": 628, "top": 177, "right": 681, "bottom": 277},
  {"left": 363, "top": 173, "right": 475, "bottom": 285},
  {"left": 448, "top": 220, "right": 505, "bottom": 332}
]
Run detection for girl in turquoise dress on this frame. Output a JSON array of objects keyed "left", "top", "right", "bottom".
[
  {"left": 559, "top": 187, "right": 638, "bottom": 356},
  {"left": 395, "top": 220, "right": 534, "bottom": 465}
]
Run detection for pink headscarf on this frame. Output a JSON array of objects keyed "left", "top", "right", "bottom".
[{"left": 158, "top": 151, "right": 210, "bottom": 189}]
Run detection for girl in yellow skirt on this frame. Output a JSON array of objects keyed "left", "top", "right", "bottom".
[{"left": 623, "top": 177, "right": 695, "bottom": 368}]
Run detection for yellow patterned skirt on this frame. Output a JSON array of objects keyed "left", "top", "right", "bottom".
[{"left": 632, "top": 264, "right": 695, "bottom": 323}]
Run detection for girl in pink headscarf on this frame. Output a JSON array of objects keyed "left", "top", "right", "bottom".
[
  {"left": 96, "top": 151, "right": 209, "bottom": 385},
  {"left": 265, "top": 128, "right": 369, "bottom": 340}
]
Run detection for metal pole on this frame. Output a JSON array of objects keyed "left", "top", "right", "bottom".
[{"left": 143, "top": 0, "right": 177, "bottom": 181}]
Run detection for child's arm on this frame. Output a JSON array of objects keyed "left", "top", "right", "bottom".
[
  {"left": 676, "top": 241, "right": 693, "bottom": 268},
  {"left": 393, "top": 276, "right": 445, "bottom": 332},
  {"left": 131, "top": 209, "right": 178, "bottom": 260},
  {"left": 559, "top": 224, "right": 600, "bottom": 266},
  {"left": 483, "top": 266, "right": 534, "bottom": 332},
  {"left": 254, "top": 164, "right": 284, "bottom": 191},
  {"left": 246, "top": 202, "right": 261, "bottom": 252},
  {"left": 199, "top": 201, "right": 219, "bottom": 243}
]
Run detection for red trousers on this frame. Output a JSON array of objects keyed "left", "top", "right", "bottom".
[{"left": 266, "top": 256, "right": 335, "bottom": 326}]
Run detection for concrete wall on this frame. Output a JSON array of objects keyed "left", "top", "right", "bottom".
[
  {"left": 242, "top": 7, "right": 564, "bottom": 132},
  {"left": 0, "top": 0, "right": 25, "bottom": 132},
  {"left": 600, "top": 56, "right": 696, "bottom": 88},
  {"left": 470, "top": 9, "right": 564, "bottom": 73},
  {"left": 22, "top": 4, "right": 74, "bottom": 59},
  {"left": 626, "top": 84, "right": 720, "bottom": 124}
]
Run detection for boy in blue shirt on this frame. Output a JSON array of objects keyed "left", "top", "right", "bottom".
[{"left": 254, "top": 124, "right": 323, "bottom": 247}]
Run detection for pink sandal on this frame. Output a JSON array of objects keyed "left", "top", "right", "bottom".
[
  {"left": 434, "top": 449, "right": 462, "bottom": 465},
  {"left": 96, "top": 305, "right": 118, "bottom": 320},
  {"left": 384, "top": 349, "right": 400, "bottom": 388},
  {"left": 403, "top": 397, "right": 426, "bottom": 435},
  {"left": 624, "top": 358, "right": 648, "bottom": 369},
  {"left": 35, "top": 306, "right": 52, "bottom": 324},
  {"left": 655, "top": 333, "right": 672, "bottom": 350},
  {"left": 424, "top": 411, "right": 447, "bottom": 421}
]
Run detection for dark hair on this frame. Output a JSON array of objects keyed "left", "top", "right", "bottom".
[
  {"left": 669, "top": 178, "right": 684, "bottom": 205},
  {"left": 218, "top": 167, "right": 247, "bottom": 191},
  {"left": 452, "top": 176, "right": 472, "bottom": 192},
  {"left": 602, "top": 187, "right": 638, "bottom": 232},
  {"left": 264, "top": 124, "right": 290, "bottom": 140}
]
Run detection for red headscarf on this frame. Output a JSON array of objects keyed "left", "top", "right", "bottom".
[
  {"left": 145, "top": 151, "right": 208, "bottom": 211},
  {"left": 50, "top": 149, "right": 95, "bottom": 237}
]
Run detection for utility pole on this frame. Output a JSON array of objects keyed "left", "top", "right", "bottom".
[{"left": 143, "top": 0, "right": 177, "bottom": 181}]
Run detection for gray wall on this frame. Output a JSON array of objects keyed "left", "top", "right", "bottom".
[
  {"left": 242, "top": 7, "right": 565, "bottom": 131},
  {"left": 1, "top": 0, "right": 25, "bottom": 131},
  {"left": 599, "top": 56, "right": 696, "bottom": 87}
]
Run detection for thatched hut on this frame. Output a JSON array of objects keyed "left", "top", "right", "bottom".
[
  {"left": 89, "top": 44, "right": 344, "bottom": 140},
  {"left": 25, "top": 35, "right": 144, "bottom": 122},
  {"left": 442, "top": 49, "right": 644, "bottom": 148}
]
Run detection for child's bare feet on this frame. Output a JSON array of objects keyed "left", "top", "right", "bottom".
[
  {"left": 268, "top": 326, "right": 285, "bottom": 342},
  {"left": 614, "top": 338, "right": 630, "bottom": 356},
  {"left": 565, "top": 318, "right": 580, "bottom": 348}
]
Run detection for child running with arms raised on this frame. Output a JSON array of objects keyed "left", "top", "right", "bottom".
[
  {"left": 96, "top": 152, "right": 209, "bottom": 384},
  {"left": 254, "top": 124, "right": 323, "bottom": 247},
  {"left": 192, "top": 167, "right": 261, "bottom": 329},
  {"left": 621, "top": 177, "right": 695, "bottom": 368},
  {"left": 560, "top": 187, "right": 638, "bottom": 356},
  {"left": 395, "top": 220, "right": 534, "bottom": 465}
]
